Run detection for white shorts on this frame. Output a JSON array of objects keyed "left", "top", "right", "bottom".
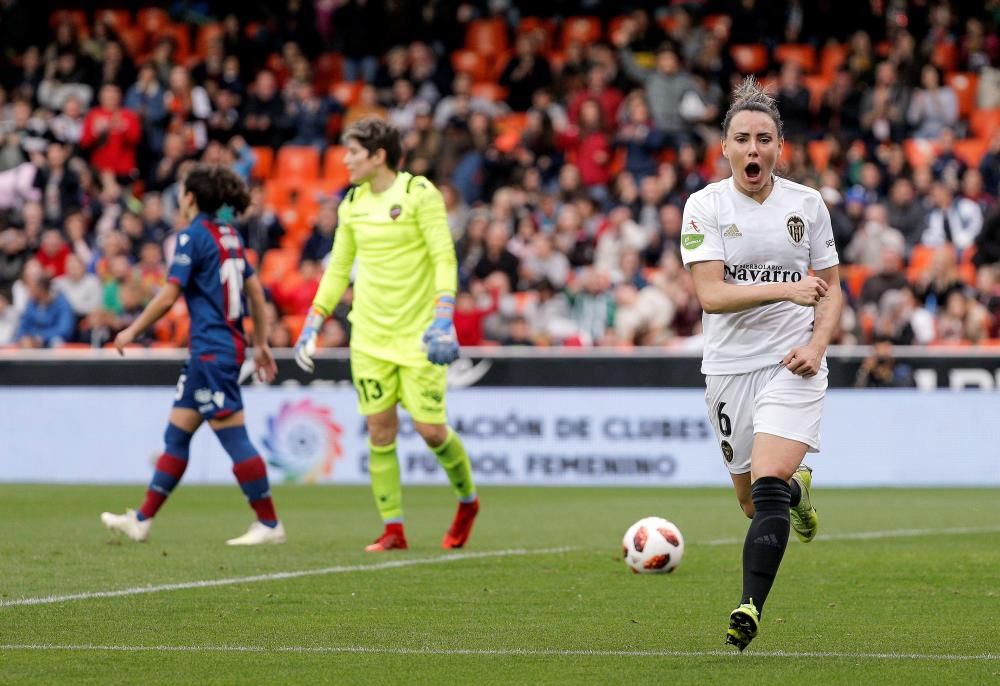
[{"left": 704, "top": 364, "right": 828, "bottom": 475}]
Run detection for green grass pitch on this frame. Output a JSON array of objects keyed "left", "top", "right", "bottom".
[{"left": 1, "top": 485, "right": 998, "bottom": 684}]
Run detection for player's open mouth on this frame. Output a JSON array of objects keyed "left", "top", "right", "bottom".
[{"left": 744, "top": 162, "right": 762, "bottom": 183}]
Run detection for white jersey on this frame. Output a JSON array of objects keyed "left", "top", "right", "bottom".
[{"left": 681, "top": 176, "right": 839, "bottom": 375}]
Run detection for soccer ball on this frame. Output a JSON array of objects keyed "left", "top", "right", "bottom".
[{"left": 622, "top": 517, "right": 685, "bottom": 574}]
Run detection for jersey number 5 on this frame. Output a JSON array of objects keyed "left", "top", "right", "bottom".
[{"left": 219, "top": 258, "right": 246, "bottom": 321}]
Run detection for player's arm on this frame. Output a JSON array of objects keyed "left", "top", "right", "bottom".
[
  {"left": 294, "top": 202, "right": 357, "bottom": 373},
  {"left": 782, "top": 265, "right": 842, "bottom": 377},
  {"left": 113, "top": 281, "right": 181, "bottom": 355},
  {"left": 244, "top": 273, "right": 277, "bottom": 382},
  {"left": 414, "top": 179, "right": 460, "bottom": 365},
  {"left": 783, "top": 198, "right": 843, "bottom": 377},
  {"left": 690, "top": 261, "right": 828, "bottom": 314}
]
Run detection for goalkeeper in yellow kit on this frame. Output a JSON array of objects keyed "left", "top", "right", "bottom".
[{"left": 294, "top": 117, "right": 478, "bottom": 551}]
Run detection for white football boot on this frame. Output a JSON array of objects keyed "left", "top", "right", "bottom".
[
  {"left": 226, "top": 520, "right": 287, "bottom": 546},
  {"left": 101, "top": 509, "right": 152, "bottom": 542}
]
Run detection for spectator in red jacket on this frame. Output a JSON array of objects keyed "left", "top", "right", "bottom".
[
  {"left": 35, "top": 228, "right": 71, "bottom": 277},
  {"left": 559, "top": 99, "right": 612, "bottom": 196},
  {"left": 80, "top": 84, "right": 141, "bottom": 180}
]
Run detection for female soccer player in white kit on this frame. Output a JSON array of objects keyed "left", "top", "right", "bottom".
[{"left": 681, "top": 78, "right": 842, "bottom": 651}]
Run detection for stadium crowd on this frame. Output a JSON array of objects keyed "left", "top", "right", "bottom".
[{"left": 0, "top": 0, "right": 999, "bottom": 351}]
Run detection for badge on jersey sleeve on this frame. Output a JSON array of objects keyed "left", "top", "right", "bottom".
[
  {"left": 785, "top": 212, "right": 807, "bottom": 248},
  {"left": 681, "top": 218, "right": 705, "bottom": 250}
]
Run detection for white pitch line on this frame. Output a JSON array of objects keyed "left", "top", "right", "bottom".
[
  {"left": 3, "top": 525, "right": 998, "bottom": 610},
  {"left": 1, "top": 644, "right": 997, "bottom": 662},
  {"left": 702, "top": 524, "right": 1000, "bottom": 547},
  {"left": 0, "top": 547, "right": 574, "bottom": 609}
]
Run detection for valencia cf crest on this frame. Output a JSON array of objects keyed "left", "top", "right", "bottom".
[
  {"left": 785, "top": 213, "right": 806, "bottom": 246},
  {"left": 389, "top": 204, "right": 402, "bottom": 221}
]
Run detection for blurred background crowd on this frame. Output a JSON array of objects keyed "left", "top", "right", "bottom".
[{"left": 0, "top": 0, "right": 998, "bottom": 353}]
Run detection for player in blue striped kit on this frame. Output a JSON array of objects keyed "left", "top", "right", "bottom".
[{"left": 101, "top": 165, "right": 285, "bottom": 545}]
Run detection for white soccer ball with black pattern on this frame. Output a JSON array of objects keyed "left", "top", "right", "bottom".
[{"left": 622, "top": 517, "right": 684, "bottom": 574}]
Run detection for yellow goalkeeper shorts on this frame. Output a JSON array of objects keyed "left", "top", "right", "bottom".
[{"left": 349, "top": 347, "right": 448, "bottom": 424}]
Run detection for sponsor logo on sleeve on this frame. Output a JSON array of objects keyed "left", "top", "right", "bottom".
[{"left": 681, "top": 233, "right": 705, "bottom": 250}]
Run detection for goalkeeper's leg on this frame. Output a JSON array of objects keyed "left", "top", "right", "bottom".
[
  {"left": 365, "top": 406, "right": 408, "bottom": 551},
  {"left": 416, "top": 422, "right": 479, "bottom": 548},
  {"left": 406, "top": 365, "right": 479, "bottom": 548}
]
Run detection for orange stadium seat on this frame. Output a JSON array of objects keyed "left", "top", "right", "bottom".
[
  {"left": 322, "top": 146, "right": 350, "bottom": 189},
  {"left": 137, "top": 7, "right": 169, "bottom": 35},
  {"left": 96, "top": 9, "right": 132, "bottom": 31},
  {"left": 903, "top": 138, "right": 937, "bottom": 170},
  {"left": 906, "top": 245, "right": 936, "bottom": 282},
  {"left": 517, "top": 17, "right": 557, "bottom": 51},
  {"left": 118, "top": 26, "right": 146, "bottom": 59},
  {"left": 275, "top": 146, "right": 320, "bottom": 182},
  {"left": 946, "top": 72, "right": 978, "bottom": 118},
  {"left": 470, "top": 83, "right": 508, "bottom": 102},
  {"left": 465, "top": 18, "right": 509, "bottom": 58},
  {"left": 840, "top": 264, "right": 871, "bottom": 301},
  {"left": 282, "top": 314, "right": 307, "bottom": 341},
  {"left": 658, "top": 15, "right": 680, "bottom": 34},
  {"left": 161, "top": 23, "right": 191, "bottom": 63},
  {"left": 701, "top": 14, "right": 730, "bottom": 39},
  {"left": 953, "top": 138, "right": 989, "bottom": 167},
  {"left": 802, "top": 74, "right": 831, "bottom": 111},
  {"left": 730, "top": 44, "right": 768, "bottom": 74},
  {"left": 819, "top": 42, "right": 848, "bottom": 77},
  {"left": 931, "top": 42, "right": 957, "bottom": 72},
  {"left": 970, "top": 108, "right": 1000, "bottom": 140},
  {"left": 775, "top": 44, "right": 816, "bottom": 72},
  {"left": 251, "top": 146, "right": 274, "bottom": 180},
  {"left": 196, "top": 23, "right": 224, "bottom": 59},
  {"left": 495, "top": 112, "right": 528, "bottom": 135},
  {"left": 561, "top": 16, "right": 602, "bottom": 49},
  {"left": 330, "top": 81, "right": 364, "bottom": 108},
  {"left": 807, "top": 140, "right": 832, "bottom": 171},
  {"left": 49, "top": 9, "right": 88, "bottom": 32},
  {"left": 260, "top": 248, "right": 300, "bottom": 288},
  {"left": 264, "top": 180, "right": 294, "bottom": 209},
  {"left": 451, "top": 49, "right": 490, "bottom": 82}
]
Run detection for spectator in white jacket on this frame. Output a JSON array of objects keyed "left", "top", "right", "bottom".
[{"left": 921, "top": 182, "right": 983, "bottom": 251}]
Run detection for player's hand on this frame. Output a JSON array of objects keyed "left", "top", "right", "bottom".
[
  {"left": 293, "top": 307, "right": 325, "bottom": 374},
  {"left": 782, "top": 343, "right": 824, "bottom": 377},
  {"left": 254, "top": 344, "right": 278, "bottom": 383},
  {"left": 113, "top": 328, "right": 135, "bottom": 356},
  {"left": 787, "top": 276, "right": 829, "bottom": 307},
  {"left": 422, "top": 294, "right": 459, "bottom": 365}
]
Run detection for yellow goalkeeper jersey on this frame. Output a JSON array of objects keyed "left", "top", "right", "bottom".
[{"left": 311, "top": 171, "right": 457, "bottom": 362}]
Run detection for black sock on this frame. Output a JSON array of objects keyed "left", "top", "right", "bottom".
[
  {"left": 789, "top": 478, "right": 802, "bottom": 508},
  {"left": 741, "top": 477, "right": 791, "bottom": 615}
]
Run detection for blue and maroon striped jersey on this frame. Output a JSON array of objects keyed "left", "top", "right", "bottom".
[{"left": 168, "top": 213, "right": 255, "bottom": 365}]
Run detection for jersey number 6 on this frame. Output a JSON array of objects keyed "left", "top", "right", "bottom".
[{"left": 716, "top": 401, "right": 732, "bottom": 437}]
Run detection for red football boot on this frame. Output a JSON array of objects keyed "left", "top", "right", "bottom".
[
  {"left": 365, "top": 523, "right": 408, "bottom": 551},
  {"left": 441, "top": 498, "right": 479, "bottom": 549}
]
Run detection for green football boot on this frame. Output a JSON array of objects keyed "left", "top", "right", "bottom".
[
  {"left": 790, "top": 464, "right": 819, "bottom": 543},
  {"left": 726, "top": 600, "right": 760, "bottom": 652}
]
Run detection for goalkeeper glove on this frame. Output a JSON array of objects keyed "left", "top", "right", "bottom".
[
  {"left": 294, "top": 306, "right": 326, "bottom": 373},
  {"left": 422, "top": 294, "right": 459, "bottom": 365}
]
